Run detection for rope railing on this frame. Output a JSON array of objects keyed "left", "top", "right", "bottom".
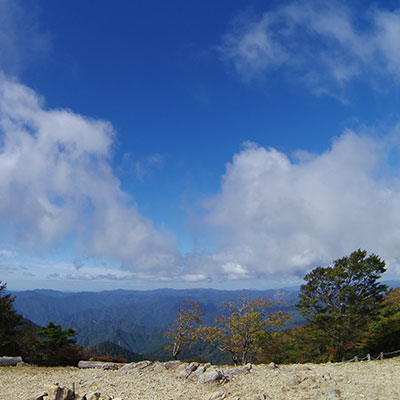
[{"left": 343, "top": 349, "right": 400, "bottom": 363}]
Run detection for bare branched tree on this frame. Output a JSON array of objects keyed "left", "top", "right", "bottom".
[{"left": 165, "top": 301, "right": 203, "bottom": 360}]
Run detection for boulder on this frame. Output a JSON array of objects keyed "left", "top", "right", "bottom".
[
  {"left": 198, "top": 368, "right": 224, "bottom": 384},
  {"left": 164, "top": 360, "right": 182, "bottom": 370},
  {"left": 187, "top": 363, "right": 211, "bottom": 381},
  {"left": 43, "top": 384, "right": 75, "bottom": 400},
  {"left": 0, "top": 356, "right": 22, "bottom": 366},
  {"left": 223, "top": 363, "right": 252, "bottom": 379},
  {"left": 30, "top": 386, "right": 117, "bottom": 400},
  {"left": 176, "top": 362, "right": 199, "bottom": 378},
  {"left": 116, "top": 360, "right": 153, "bottom": 375}
]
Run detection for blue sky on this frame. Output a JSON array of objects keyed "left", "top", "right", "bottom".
[{"left": 2, "top": 0, "right": 400, "bottom": 291}]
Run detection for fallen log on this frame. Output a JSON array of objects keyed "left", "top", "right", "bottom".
[{"left": 78, "top": 360, "right": 123, "bottom": 370}]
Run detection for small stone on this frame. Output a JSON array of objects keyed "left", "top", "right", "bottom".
[
  {"left": 86, "top": 392, "right": 101, "bottom": 400},
  {"left": 102, "top": 363, "right": 121, "bottom": 370},
  {"left": 17, "top": 361, "right": 27, "bottom": 367},
  {"left": 44, "top": 384, "right": 60, "bottom": 398},
  {"left": 284, "top": 375, "right": 302, "bottom": 387},
  {"left": 27, "top": 393, "right": 48, "bottom": 400},
  {"left": 81, "top": 380, "right": 96, "bottom": 388},
  {"left": 208, "top": 390, "right": 226, "bottom": 400},
  {"left": 325, "top": 388, "right": 341, "bottom": 399},
  {"left": 152, "top": 362, "right": 166, "bottom": 372}
]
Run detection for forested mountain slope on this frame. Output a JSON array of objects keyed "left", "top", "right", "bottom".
[{"left": 11, "top": 288, "right": 299, "bottom": 354}]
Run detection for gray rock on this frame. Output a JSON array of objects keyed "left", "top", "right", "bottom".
[
  {"left": 78, "top": 361, "right": 123, "bottom": 370},
  {"left": 188, "top": 364, "right": 210, "bottom": 381},
  {"left": 102, "top": 363, "right": 121, "bottom": 370},
  {"left": 208, "top": 390, "right": 226, "bottom": 400},
  {"left": 152, "top": 362, "right": 166, "bottom": 372},
  {"left": 164, "top": 360, "right": 182, "bottom": 370},
  {"left": 176, "top": 362, "right": 199, "bottom": 378},
  {"left": 0, "top": 356, "right": 22, "bottom": 366},
  {"left": 27, "top": 393, "right": 48, "bottom": 400},
  {"left": 283, "top": 375, "right": 302, "bottom": 388},
  {"left": 43, "top": 384, "right": 75, "bottom": 400},
  {"left": 17, "top": 361, "right": 27, "bottom": 367},
  {"left": 84, "top": 393, "right": 101, "bottom": 400},
  {"left": 325, "top": 388, "right": 341, "bottom": 399},
  {"left": 198, "top": 368, "right": 224, "bottom": 384},
  {"left": 223, "top": 363, "right": 252, "bottom": 378},
  {"left": 116, "top": 360, "right": 153, "bottom": 375}
]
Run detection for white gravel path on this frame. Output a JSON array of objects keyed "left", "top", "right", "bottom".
[{"left": 1, "top": 358, "right": 400, "bottom": 400}]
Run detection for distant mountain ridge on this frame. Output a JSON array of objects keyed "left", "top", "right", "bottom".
[
  {"left": 11, "top": 283, "right": 399, "bottom": 356},
  {"left": 11, "top": 287, "right": 299, "bottom": 355}
]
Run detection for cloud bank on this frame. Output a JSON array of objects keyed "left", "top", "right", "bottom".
[
  {"left": 196, "top": 133, "right": 400, "bottom": 280},
  {"left": 2, "top": 74, "right": 399, "bottom": 283},
  {"left": 0, "top": 74, "right": 179, "bottom": 275},
  {"left": 219, "top": 1, "right": 400, "bottom": 94}
]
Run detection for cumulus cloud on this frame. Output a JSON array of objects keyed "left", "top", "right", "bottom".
[
  {"left": 0, "top": 74, "right": 180, "bottom": 275},
  {"left": 219, "top": 1, "right": 400, "bottom": 94},
  {"left": 194, "top": 132, "right": 400, "bottom": 280}
]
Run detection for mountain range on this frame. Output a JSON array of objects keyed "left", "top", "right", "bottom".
[
  {"left": 10, "top": 288, "right": 300, "bottom": 356},
  {"left": 11, "top": 282, "right": 399, "bottom": 361}
]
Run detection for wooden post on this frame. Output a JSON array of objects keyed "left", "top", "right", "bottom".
[
  {"left": 380, "top": 352, "right": 384, "bottom": 360},
  {"left": 354, "top": 356, "right": 358, "bottom": 362},
  {"left": 367, "top": 354, "right": 371, "bottom": 361}
]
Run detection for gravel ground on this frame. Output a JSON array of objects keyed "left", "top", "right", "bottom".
[{"left": 1, "top": 358, "right": 400, "bottom": 400}]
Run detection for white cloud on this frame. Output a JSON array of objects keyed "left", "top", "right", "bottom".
[
  {"left": 219, "top": 1, "right": 400, "bottom": 94},
  {"left": 181, "top": 273, "right": 208, "bottom": 282},
  {"left": 219, "top": 12, "right": 289, "bottom": 80},
  {"left": 48, "top": 272, "right": 137, "bottom": 281},
  {"left": 194, "top": 132, "right": 400, "bottom": 280},
  {"left": 0, "top": 74, "right": 180, "bottom": 275},
  {"left": 0, "top": 0, "right": 50, "bottom": 75},
  {"left": 0, "top": 249, "right": 16, "bottom": 258},
  {"left": 121, "top": 152, "right": 165, "bottom": 180},
  {"left": 0, "top": 264, "right": 16, "bottom": 272}
]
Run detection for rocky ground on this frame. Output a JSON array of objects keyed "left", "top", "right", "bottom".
[{"left": 1, "top": 357, "right": 400, "bottom": 400}]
